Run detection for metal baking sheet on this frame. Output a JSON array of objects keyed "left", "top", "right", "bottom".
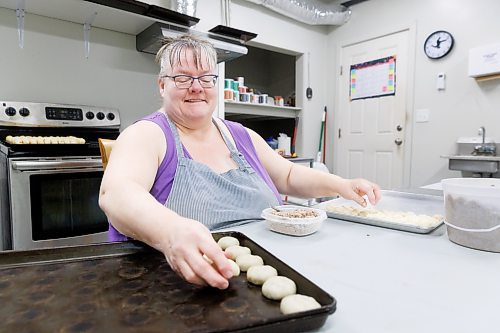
[
  {"left": 315, "top": 190, "right": 444, "bottom": 234},
  {"left": 0, "top": 232, "right": 335, "bottom": 333}
]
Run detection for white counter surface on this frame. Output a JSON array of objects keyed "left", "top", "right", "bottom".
[{"left": 224, "top": 218, "right": 500, "bottom": 333}]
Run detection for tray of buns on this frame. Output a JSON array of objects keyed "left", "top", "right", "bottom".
[
  {"left": 315, "top": 190, "right": 444, "bottom": 234},
  {"left": 0, "top": 232, "right": 336, "bottom": 332}
]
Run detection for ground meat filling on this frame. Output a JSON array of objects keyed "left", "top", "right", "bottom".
[{"left": 271, "top": 209, "right": 319, "bottom": 219}]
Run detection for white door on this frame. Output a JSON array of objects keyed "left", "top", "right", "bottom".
[{"left": 335, "top": 30, "right": 410, "bottom": 189}]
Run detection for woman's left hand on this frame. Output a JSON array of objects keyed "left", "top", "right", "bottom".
[{"left": 338, "top": 178, "right": 381, "bottom": 207}]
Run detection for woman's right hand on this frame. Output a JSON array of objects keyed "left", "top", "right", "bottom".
[{"left": 162, "top": 217, "right": 234, "bottom": 289}]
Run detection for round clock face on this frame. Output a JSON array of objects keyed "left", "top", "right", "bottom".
[{"left": 424, "top": 30, "right": 454, "bottom": 59}]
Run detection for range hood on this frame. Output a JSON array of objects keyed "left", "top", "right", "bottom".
[{"left": 136, "top": 22, "right": 256, "bottom": 63}]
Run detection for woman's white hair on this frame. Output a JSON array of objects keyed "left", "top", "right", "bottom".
[{"left": 156, "top": 35, "right": 217, "bottom": 78}]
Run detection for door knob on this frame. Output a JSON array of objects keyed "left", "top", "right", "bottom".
[
  {"left": 396, "top": 125, "right": 403, "bottom": 131},
  {"left": 395, "top": 138, "right": 403, "bottom": 146}
]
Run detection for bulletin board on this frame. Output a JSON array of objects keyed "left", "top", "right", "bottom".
[{"left": 350, "top": 55, "right": 396, "bottom": 101}]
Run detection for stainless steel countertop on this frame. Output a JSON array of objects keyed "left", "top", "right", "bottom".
[
  {"left": 223, "top": 215, "right": 500, "bottom": 332},
  {"left": 441, "top": 154, "right": 500, "bottom": 161}
]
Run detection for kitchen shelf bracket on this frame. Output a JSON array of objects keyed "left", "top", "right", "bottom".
[
  {"left": 16, "top": 0, "right": 25, "bottom": 49},
  {"left": 83, "top": 11, "right": 98, "bottom": 59}
]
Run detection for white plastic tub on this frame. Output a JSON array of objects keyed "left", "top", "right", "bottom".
[
  {"left": 441, "top": 178, "right": 500, "bottom": 252},
  {"left": 261, "top": 205, "right": 327, "bottom": 236}
]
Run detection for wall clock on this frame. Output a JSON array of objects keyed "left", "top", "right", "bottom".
[{"left": 424, "top": 30, "right": 454, "bottom": 59}]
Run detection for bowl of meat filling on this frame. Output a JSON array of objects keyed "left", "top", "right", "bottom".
[{"left": 261, "top": 205, "right": 327, "bottom": 236}]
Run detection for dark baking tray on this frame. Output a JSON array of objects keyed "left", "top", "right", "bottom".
[{"left": 0, "top": 231, "right": 335, "bottom": 332}]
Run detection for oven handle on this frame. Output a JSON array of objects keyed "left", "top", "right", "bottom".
[{"left": 11, "top": 159, "right": 104, "bottom": 171}]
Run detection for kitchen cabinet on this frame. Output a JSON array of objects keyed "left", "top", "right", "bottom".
[{"left": 224, "top": 45, "right": 301, "bottom": 144}]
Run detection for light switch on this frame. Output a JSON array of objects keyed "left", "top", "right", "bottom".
[
  {"left": 437, "top": 72, "right": 445, "bottom": 90},
  {"left": 415, "top": 109, "right": 430, "bottom": 123}
]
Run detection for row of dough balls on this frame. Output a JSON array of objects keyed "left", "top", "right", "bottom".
[
  {"left": 5, "top": 135, "right": 86, "bottom": 144},
  {"left": 217, "top": 235, "right": 321, "bottom": 315},
  {"left": 324, "top": 204, "right": 443, "bottom": 228}
]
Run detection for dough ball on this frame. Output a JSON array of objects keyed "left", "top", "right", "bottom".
[
  {"left": 217, "top": 236, "right": 239, "bottom": 250},
  {"left": 247, "top": 265, "right": 278, "bottom": 285},
  {"left": 280, "top": 294, "right": 321, "bottom": 315},
  {"left": 225, "top": 245, "right": 251, "bottom": 260},
  {"left": 228, "top": 259, "right": 240, "bottom": 277},
  {"left": 235, "top": 254, "right": 263, "bottom": 272},
  {"left": 203, "top": 254, "right": 240, "bottom": 278},
  {"left": 261, "top": 276, "right": 297, "bottom": 300}
]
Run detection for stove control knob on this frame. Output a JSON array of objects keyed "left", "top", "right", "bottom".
[
  {"left": 96, "top": 112, "right": 105, "bottom": 120},
  {"left": 5, "top": 107, "right": 16, "bottom": 117},
  {"left": 19, "top": 107, "right": 30, "bottom": 117},
  {"left": 107, "top": 113, "right": 115, "bottom": 121},
  {"left": 86, "top": 111, "right": 95, "bottom": 120}
]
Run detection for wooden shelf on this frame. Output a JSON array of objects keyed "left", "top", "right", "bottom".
[{"left": 224, "top": 101, "right": 300, "bottom": 120}]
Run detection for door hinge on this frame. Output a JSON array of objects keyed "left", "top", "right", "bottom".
[{"left": 338, "top": 128, "right": 342, "bottom": 138}]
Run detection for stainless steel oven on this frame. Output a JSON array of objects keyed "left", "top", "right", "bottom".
[{"left": 0, "top": 101, "right": 120, "bottom": 250}]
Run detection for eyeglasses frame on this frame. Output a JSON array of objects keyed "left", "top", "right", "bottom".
[{"left": 162, "top": 74, "right": 219, "bottom": 89}]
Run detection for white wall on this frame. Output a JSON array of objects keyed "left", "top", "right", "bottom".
[{"left": 326, "top": 0, "right": 500, "bottom": 187}]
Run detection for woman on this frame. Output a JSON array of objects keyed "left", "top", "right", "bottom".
[{"left": 99, "top": 35, "right": 380, "bottom": 290}]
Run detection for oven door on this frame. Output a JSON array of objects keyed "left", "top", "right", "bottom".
[{"left": 8, "top": 157, "right": 109, "bottom": 250}]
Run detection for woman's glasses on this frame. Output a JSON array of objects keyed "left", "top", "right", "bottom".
[{"left": 163, "top": 74, "right": 218, "bottom": 89}]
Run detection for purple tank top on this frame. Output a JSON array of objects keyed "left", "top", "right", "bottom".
[{"left": 108, "top": 112, "right": 281, "bottom": 242}]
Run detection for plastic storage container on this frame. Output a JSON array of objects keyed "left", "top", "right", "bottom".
[
  {"left": 441, "top": 178, "right": 500, "bottom": 252},
  {"left": 261, "top": 205, "right": 327, "bottom": 236}
]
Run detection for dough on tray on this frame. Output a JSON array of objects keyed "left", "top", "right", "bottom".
[
  {"left": 325, "top": 204, "right": 443, "bottom": 228},
  {"left": 261, "top": 276, "right": 296, "bottom": 300},
  {"left": 280, "top": 294, "right": 321, "bottom": 315},
  {"left": 225, "top": 245, "right": 251, "bottom": 260},
  {"left": 247, "top": 265, "right": 278, "bottom": 285},
  {"left": 217, "top": 236, "right": 239, "bottom": 250},
  {"left": 203, "top": 254, "right": 240, "bottom": 277},
  {"left": 235, "top": 254, "right": 264, "bottom": 272},
  {"left": 227, "top": 259, "right": 240, "bottom": 277}
]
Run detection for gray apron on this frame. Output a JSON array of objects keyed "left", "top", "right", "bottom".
[{"left": 164, "top": 116, "right": 279, "bottom": 230}]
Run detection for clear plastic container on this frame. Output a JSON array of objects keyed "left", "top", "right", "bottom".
[
  {"left": 261, "top": 205, "right": 327, "bottom": 236},
  {"left": 441, "top": 178, "right": 500, "bottom": 252}
]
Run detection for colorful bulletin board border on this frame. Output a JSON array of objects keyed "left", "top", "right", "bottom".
[{"left": 350, "top": 55, "right": 396, "bottom": 101}]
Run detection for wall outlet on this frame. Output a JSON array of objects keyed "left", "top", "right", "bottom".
[{"left": 415, "top": 109, "right": 430, "bottom": 123}]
